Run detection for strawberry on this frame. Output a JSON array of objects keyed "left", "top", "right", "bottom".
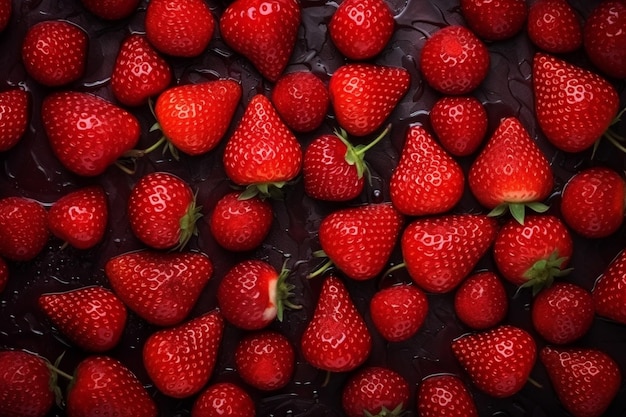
[
  {"left": 584, "top": 0, "right": 626, "bottom": 79},
  {"left": 271, "top": 71, "right": 329, "bottom": 133},
  {"left": 454, "top": 271, "right": 508, "bottom": 330},
  {"left": 451, "top": 324, "right": 537, "bottom": 398},
  {"left": 430, "top": 95, "right": 487, "bottom": 157},
  {"left": 127, "top": 171, "right": 201, "bottom": 250},
  {"left": 234, "top": 331, "right": 295, "bottom": 391},
  {"left": 144, "top": 0, "right": 215, "bottom": 57},
  {"left": 143, "top": 310, "right": 224, "bottom": 398},
  {"left": 341, "top": 366, "right": 410, "bottom": 417},
  {"left": 110, "top": 34, "right": 172, "bottom": 107},
  {"left": 21, "top": 20, "right": 88, "bottom": 86},
  {"left": 369, "top": 283, "right": 428, "bottom": 342},
  {"left": 592, "top": 249, "right": 626, "bottom": 324},
  {"left": 209, "top": 191, "right": 273, "bottom": 252},
  {"left": 191, "top": 382, "right": 255, "bottom": 417},
  {"left": 42, "top": 91, "right": 140, "bottom": 177},
  {"left": 460, "top": 0, "right": 528, "bottom": 41},
  {"left": 38, "top": 286, "right": 127, "bottom": 352},
  {"left": 328, "top": 63, "right": 410, "bottom": 137},
  {"left": 0, "top": 0, "right": 10, "bottom": 32},
  {"left": 0, "top": 196, "right": 48, "bottom": 262},
  {"left": 527, "top": 0, "right": 582, "bottom": 53},
  {"left": 328, "top": 0, "right": 395, "bottom": 60},
  {"left": 390, "top": 124, "right": 465, "bottom": 216},
  {"left": 540, "top": 346, "right": 621, "bottom": 417},
  {"left": 560, "top": 166, "right": 625, "bottom": 239},
  {"left": 0, "top": 257, "right": 7, "bottom": 293},
  {"left": 0, "top": 88, "right": 29, "bottom": 152},
  {"left": 311, "top": 203, "right": 403, "bottom": 281},
  {"left": 301, "top": 275, "right": 372, "bottom": 372},
  {"left": 419, "top": 25, "right": 490, "bottom": 95},
  {"left": 105, "top": 250, "right": 213, "bottom": 326},
  {"left": 533, "top": 52, "right": 619, "bottom": 153},
  {"left": 468, "top": 117, "right": 553, "bottom": 224},
  {"left": 79, "top": 0, "right": 140, "bottom": 20},
  {"left": 154, "top": 80, "right": 242, "bottom": 156},
  {"left": 220, "top": 0, "right": 301, "bottom": 82},
  {"left": 47, "top": 186, "right": 108, "bottom": 250},
  {"left": 416, "top": 374, "right": 479, "bottom": 417}
]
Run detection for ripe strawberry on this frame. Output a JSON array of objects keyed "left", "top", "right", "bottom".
[
  {"left": 527, "top": 0, "right": 582, "bottom": 53},
  {"left": 143, "top": 310, "right": 224, "bottom": 398},
  {"left": 145, "top": 0, "right": 215, "bottom": 57},
  {"left": 328, "top": 0, "right": 395, "bottom": 60},
  {"left": 430, "top": 95, "right": 487, "bottom": 156},
  {"left": 460, "top": 0, "right": 528, "bottom": 41},
  {"left": 0, "top": 257, "right": 7, "bottom": 293},
  {"left": 220, "top": 0, "right": 300, "bottom": 82},
  {"left": 592, "top": 249, "right": 626, "bottom": 324},
  {"left": 154, "top": 80, "right": 241, "bottom": 156},
  {"left": 21, "top": 20, "right": 88, "bottom": 86},
  {"left": 79, "top": 0, "right": 140, "bottom": 20},
  {"left": 540, "top": 346, "right": 621, "bottom": 417},
  {"left": 105, "top": 250, "right": 213, "bottom": 326},
  {"left": 0, "top": 196, "right": 48, "bottom": 262},
  {"left": 234, "top": 331, "right": 295, "bottom": 391},
  {"left": 533, "top": 52, "right": 619, "bottom": 153},
  {"left": 468, "top": 117, "right": 554, "bottom": 224},
  {"left": 192, "top": 382, "right": 255, "bottom": 417},
  {"left": 329, "top": 63, "right": 410, "bottom": 137},
  {"left": 42, "top": 91, "right": 140, "bottom": 176},
  {"left": 0, "top": 0, "right": 10, "bottom": 32},
  {"left": 271, "top": 71, "right": 329, "bottom": 132},
  {"left": 390, "top": 124, "right": 465, "bottom": 216},
  {"left": 419, "top": 25, "right": 490, "bottom": 95},
  {"left": 38, "top": 286, "right": 127, "bottom": 352},
  {"left": 0, "top": 88, "right": 29, "bottom": 152},
  {"left": 341, "top": 367, "right": 410, "bottom": 417},
  {"left": 301, "top": 275, "right": 372, "bottom": 372},
  {"left": 416, "top": 374, "right": 479, "bottom": 417},
  {"left": 111, "top": 34, "right": 172, "bottom": 107},
  {"left": 454, "top": 271, "right": 508, "bottom": 330},
  {"left": 584, "top": 0, "right": 626, "bottom": 79},
  {"left": 399, "top": 214, "right": 498, "bottom": 293},
  {"left": 369, "top": 283, "right": 428, "bottom": 342},
  {"left": 451, "top": 324, "right": 537, "bottom": 398},
  {"left": 127, "top": 171, "right": 201, "bottom": 250}
]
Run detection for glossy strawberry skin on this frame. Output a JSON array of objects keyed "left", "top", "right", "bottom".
[
  {"left": 527, "top": 0, "right": 582, "bottom": 53},
  {"left": 0, "top": 196, "right": 48, "bottom": 262},
  {"left": 0, "top": 88, "right": 29, "bottom": 152},
  {"left": 584, "top": 0, "right": 626, "bottom": 79},
  {"left": 341, "top": 367, "right": 410, "bottom": 417},
  {"left": 430, "top": 95, "right": 487, "bottom": 156},
  {"left": 235, "top": 331, "right": 295, "bottom": 391},
  {"left": 460, "top": 0, "right": 528, "bottom": 41},
  {"left": 191, "top": 382, "right": 255, "bottom": 417},
  {"left": 454, "top": 271, "right": 508, "bottom": 330},
  {"left": 592, "top": 249, "right": 626, "bottom": 324},
  {"left": 271, "top": 71, "right": 329, "bottom": 133},
  {"left": 80, "top": 0, "right": 140, "bottom": 20},
  {"left": 369, "top": 284, "right": 428, "bottom": 342},
  {"left": 416, "top": 374, "right": 479, "bottom": 417}
]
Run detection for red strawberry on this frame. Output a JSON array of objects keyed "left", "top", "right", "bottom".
[
  {"left": 0, "top": 0, "right": 10, "bottom": 32},
  {"left": 143, "top": 310, "right": 224, "bottom": 398},
  {"left": 468, "top": 117, "right": 554, "bottom": 224},
  {"left": 454, "top": 271, "right": 508, "bottom": 330},
  {"left": 145, "top": 0, "right": 215, "bottom": 57},
  {"left": 21, "top": 20, "right": 88, "bottom": 86},
  {"left": 460, "top": 0, "right": 528, "bottom": 41},
  {"left": 592, "top": 249, "right": 626, "bottom": 324},
  {"left": 191, "top": 382, "right": 255, "bottom": 417},
  {"left": 328, "top": 0, "right": 395, "bottom": 60},
  {"left": 220, "top": 0, "right": 300, "bottom": 82},
  {"left": 79, "top": 0, "right": 140, "bottom": 20},
  {"left": 399, "top": 214, "right": 498, "bottom": 293},
  {"left": 419, "top": 25, "right": 490, "bottom": 95},
  {"left": 154, "top": 80, "right": 242, "bottom": 156},
  {"left": 341, "top": 367, "right": 410, "bottom": 417},
  {"left": 0, "top": 88, "right": 29, "bottom": 152},
  {"left": 234, "top": 331, "right": 295, "bottom": 391},
  {"left": 0, "top": 257, "right": 7, "bottom": 293},
  {"left": 111, "top": 34, "right": 172, "bottom": 107},
  {"left": 430, "top": 95, "right": 487, "bottom": 156},
  {"left": 540, "top": 346, "right": 621, "bottom": 417},
  {"left": 584, "top": 0, "right": 626, "bottom": 79},
  {"left": 38, "top": 286, "right": 127, "bottom": 352},
  {"left": 42, "top": 91, "right": 140, "bottom": 177},
  {"left": 301, "top": 275, "right": 372, "bottom": 372},
  {"left": 271, "top": 71, "right": 329, "bottom": 132},
  {"left": 329, "top": 63, "right": 410, "bottom": 137},
  {"left": 560, "top": 166, "right": 625, "bottom": 238},
  {"left": 390, "top": 124, "right": 465, "bottom": 216},
  {"left": 451, "top": 324, "right": 537, "bottom": 398},
  {"left": 533, "top": 52, "right": 619, "bottom": 153},
  {"left": 0, "top": 196, "right": 48, "bottom": 262},
  {"left": 369, "top": 283, "right": 428, "bottom": 342},
  {"left": 416, "top": 374, "right": 479, "bottom": 417},
  {"left": 105, "top": 250, "right": 213, "bottom": 326},
  {"left": 127, "top": 171, "right": 201, "bottom": 250},
  {"left": 527, "top": 0, "right": 582, "bottom": 53}
]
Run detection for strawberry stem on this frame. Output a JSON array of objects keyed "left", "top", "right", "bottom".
[
  {"left": 337, "top": 124, "right": 390, "bottom": 180},
  {"left": 308, "top": 252, "right": 334, "bottom": 279},
  {"left": 382, "top": 262, "right": 406, "bottom": 277}
]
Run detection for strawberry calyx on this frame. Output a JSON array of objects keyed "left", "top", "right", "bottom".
[
  {"left": 275, "top": 261, "right": 302, "bottom": 322},
  {"left": 45, "top": 352, "right": 74, "bottom": 408},
  {"left": 176, "top": 195, "right": 203, "bottom": 251},
  {"left": 338, "top": 123, "right": 391, "bottom": 181},
  {"left": 239, "top": 181, "right": 288, "bottom": 200},
  {"left": 488, "top": 201, "right": 550, "bottom": 225},
  {"left": 364, "top": 403, "right": 405, "bottom": 417},
  {"left": 518, "top": 251, "right": 573, "bottom": 296},
  {"left": 598, "top": 107, "right": 626, "bottom": 155}
]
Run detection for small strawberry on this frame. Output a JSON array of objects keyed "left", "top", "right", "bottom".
[
  {"left": 527, "top": 0, "right": 582, "bottom": 53},
  {"left": 584, "top": 0, "right": 626, "bottom": 79},
  {"left": 454, "top": 271, "right": 508, "bottom": 330},
  {"left": 271, "top": 71, "right": 329, "bottom": 132},
  {"left": 328, "top": 0, "right": 395, "bottom": 60},
  {"left": 38, "top": 286, "right": 127, "bottom": 352},
  {"left": 79, "top": 0, "right": 140, "bottom": 20},
  {"left": 430, "top": 95, "right": 488, "bottom": 157},
  {"left": 0, "top": 196, "right": 48, "bottom": 262},
  {"left": 540, "top": 346, "right": 621, "bottom": 417},
  {"left": 143, "top": 310, "right": 224, "bottom": 398},
  {"left": 329, "top": 63, "right": 410, "bottom": 137},
  {"left": 416, "top": 374, "right": 479, "bottom": 417},
  {"left": 592, "top": 249, "right": 626, "bottom": 324},
  {"left": 191, "top": 382, "right": 255, "bottom": 417},
  {"left": 419, "top": 25, "right": 490, "bottom": 95},
  {"left": 105, "top": 250, "right": 213, "bottom": 326},
  {"left": 390, "top": 124, "right": 465, "bottom": 216},
  {"left": 451, "top": 324, "right": 537, "bottom": 398},
  {"left": 460, "top": 0, "right": 528, "bottom": 41},
  {"left": 341, "top": 367, "right": 410, "bottom": 417},
  {"left": 0, "top": 257, "right": 7, "bottom": 293},
  {"left": 369, "top": 283, "right": 428, "bottom": 342},
  {"left": 301, "top": 275, "right": 372, "bottom": 372},
  {"left": 0, "top": 88, "right": 29, "bottom": 152},
  {"left": 0, "top": 0, "right": 10, "bottom": 32},
  {"left": 21, "top": 20, "right": 88, "bottom": 86}
]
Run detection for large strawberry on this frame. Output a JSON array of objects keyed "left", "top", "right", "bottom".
[
  {"left": 416, "top": 374, "right": 479, "bottom": 417},
  {"left": 584, "top": 0, "right": 626, "bottom": 79},
  {"left": 191, "top": 382, "right": 255, "bottom": 417},
  {"left": 454, "top": 271, "right": 508, "bottom": 330},
  {"left": 592, "top": 249, "right": 626, "bottom": 324},
  {"left": 79, "top": 0, "right": 140, "bottom": 20},
  {"left": 271, "top": 71, "right": 329, "bottom": 133},
  {"left": 527, "top": 0, "right": 582, "bottom": 54},
  {"left": 0, "top": 196, "right": 48, "bottom": 262},
  {"left": 369, "top": 283, "right": 428, "bottom": 342},
  {"left": 0, "top": 88, "right": 29, "bottom": 152},
  {"left": 460, "top": 0, "right": 528, "bottom": 41},
  {"left": 341, "top": 367, "right": 410, "bottom": 417},
  {"left": 430, "top": 95, "right": 488, "bottom": 157}
]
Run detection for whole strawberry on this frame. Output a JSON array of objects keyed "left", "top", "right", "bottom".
[
  {"left": 0, "top": 196, "right": 48, "bottom": 262},
  {"left": 192, "top": 383, "right": 255, "bottom": 417},
  {"left": 592, "top": 249, "right": 626, "bottom": 324},
  {"left": 460, "top": 0, "right": 528, "bottom": 41},
  {"left": 430, "top": 95, "right": 487, "bottom": 156},
  {"left": 416, "top": 374, "right": 479, "bottom": 417},
  {"left": 454, "top": 271, "right": 508, "bottom": 330},
  {"left": 370, "top": 283, "right": 428, "bottom": 342},
  {"left": 527, "top": 0, "right": 582, "bottom": 53},
  {"left": 271, "top": 71, "right": 329, "bottom": 133},
  {"left": 79, "top": 0, "right": 140, "bottom": 20},
  {"left": 0, "top": 88, "right": 29, "bottom": 152},
  {"left": 341, "top": 367, "right": 410, "bottom": 417},
  {"left": 584, "top": 0, "right": 626, "bottom": 79}
]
